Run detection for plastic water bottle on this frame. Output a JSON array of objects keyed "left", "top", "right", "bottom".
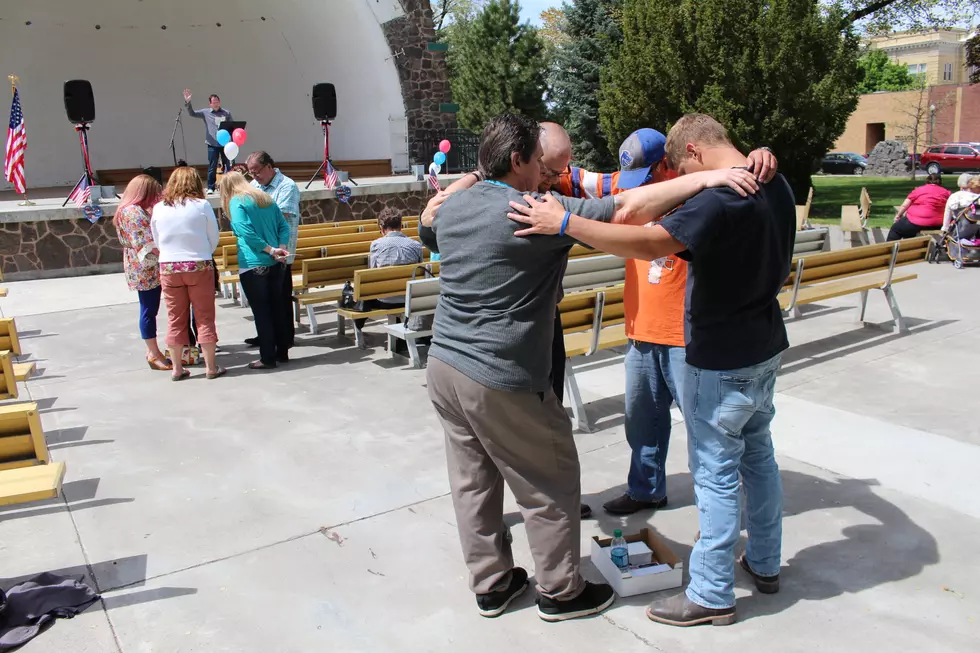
[{"left": 610, "top": 529, "right": 630, "bottom": 570}]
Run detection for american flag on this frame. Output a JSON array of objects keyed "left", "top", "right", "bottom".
[
  {"left": 324, "top": 160, "right": 338, "bottom": 189},
  {"left": 4, "top": 88, "right": 26, "bottom": 194},
  {"left": 68, "top": 175, "right": 91, "bottom": 208},
  {"left": 427, "top": 165, "right": 441, "bottom": 192}
]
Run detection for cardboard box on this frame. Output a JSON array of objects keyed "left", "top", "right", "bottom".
[{"left": 590, "top": 528, "right": 683, "bottom": 597}]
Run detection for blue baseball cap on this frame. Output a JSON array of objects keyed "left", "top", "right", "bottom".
[{"left": 617, "top": 128, "right": 667, "bottom": 189}]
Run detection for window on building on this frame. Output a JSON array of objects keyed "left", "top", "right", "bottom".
[
  {"left": 943, "top": 63, "right": 953, "bottom": 82},
  {"left": 907, "top": 63, "right": 927, "bottom": 77}
]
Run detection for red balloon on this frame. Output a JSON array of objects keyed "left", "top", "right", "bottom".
[
  {"left": 232, "top": 128, "right": 248, "bottom": 146},
  {"left": 439, "top": 139, "right": 451, "bottom": 153}
]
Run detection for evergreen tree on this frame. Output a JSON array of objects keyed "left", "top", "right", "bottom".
[
  {"left": 599, "top": 0, "right": 862, "bottom": 199},
  {"left": 857, "top": 49, "right": 918, "bottom": 93},
  {"left": 549, "top": 0, "right": 623, "bottom": 171},
  {"left": 447, "top": 0, "right": 549, "bottom": 133}
]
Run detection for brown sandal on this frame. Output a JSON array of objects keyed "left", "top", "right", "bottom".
[
  {"left": 171, "top": 370, "right": 191, "bottom": 382},
  {"left": 206, "top": 367, "right": 227, "bottom": 380},
  {"left": 147, "top": 355, "right": 173, "bottom": 371}
]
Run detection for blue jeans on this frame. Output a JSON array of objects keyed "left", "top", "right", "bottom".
[
  {"left": 624, "top": 341, "right": 686, "bottom": 501},
  {"left": 137, "top": 287, "right": 162, "bottom": 340},
  {"left": 207, "top": 145, "right": 230, "bottom": 191},
  {"left": 683, "top": 354, "right": 783, "bottom": 609}
]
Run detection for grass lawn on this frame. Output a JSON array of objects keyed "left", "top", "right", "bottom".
[{"left": 809, "top": 175, "right": 960, "bottom": 229}]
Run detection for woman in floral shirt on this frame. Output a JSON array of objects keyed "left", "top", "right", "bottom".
[{"left": 114, "top": 174, "right": 170, "bottom": 371}]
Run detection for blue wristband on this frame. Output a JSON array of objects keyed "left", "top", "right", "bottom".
[{"left": 559, "top": 211, "right": 571, "bottom": 236}]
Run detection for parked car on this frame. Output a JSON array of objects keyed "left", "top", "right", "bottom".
[
  {"left": 820, "top": 152, "right": 868, "bottom": 175},
  {"left": 920, "top": 143, "right": 980, "bottom": 175}
]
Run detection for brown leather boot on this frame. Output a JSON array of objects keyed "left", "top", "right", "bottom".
[
  {"left": 646, "top": 592, "right": 736, "bottom": 627},
  {"left": 738, "top": 553, "right": 780, "bottom": 594}
]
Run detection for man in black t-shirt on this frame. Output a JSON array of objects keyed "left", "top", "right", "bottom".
[{"left": 507, "top": 113, "right": 795, "bottom": 627}]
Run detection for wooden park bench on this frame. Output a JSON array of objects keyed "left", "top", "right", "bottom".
[
  {"left": 780, "top": 236, "right": 931, "bottom": 334},
  {"left": 793, "top": 227, "right": 830, "bottom": 256},
  {"left": 0, "top": 402, "right": 66, "bottom": 507},
  {"left": 841, "top": 186, "right": 872, "bottom": 245},
  {"left": 381, "top": 252, "right": 624, "bottom": 369},
  {"left": 336, "top": 261, "right": 440, "bottom": 349},
  {"left": 796, "top": 187, "right": 814, "bottom": 230},
  {"left": 0, "top": 318, "right": 22, "bottom": 355},
  {"left": 560, "top": 285, "right": 627, "bottom": 433},
  {"left": 296, "top": 253, "right": 374, "bottom": 332},
  {"left": 0, "top": 350, "right": 36, "bottom": 401}
]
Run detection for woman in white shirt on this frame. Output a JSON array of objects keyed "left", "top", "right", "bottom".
[
  {"left": 150, "top": 167, "right": 225, "bottom": 381},
  {"left": 943, "top": 174, "right": 980, "bottom": 233}
]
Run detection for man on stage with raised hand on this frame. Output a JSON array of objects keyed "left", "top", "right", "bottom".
[{"left": 183, "top": 88, "right": 233, "bottom": 194}]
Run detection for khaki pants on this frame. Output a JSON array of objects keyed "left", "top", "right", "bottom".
[{"left": 426, "top": 357, "right": 584, "bottom": 600}]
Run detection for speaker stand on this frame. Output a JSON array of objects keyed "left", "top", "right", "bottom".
[
  {"left": 305, "top": 120, "right": 357, "bottom": 189},
  {"left": 63, "top": 123, "right": 96, "bottom": 207}
]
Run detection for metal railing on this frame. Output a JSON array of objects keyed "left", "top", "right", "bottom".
[{"left": 415, "top": 129, "right": 479, "bottom": 174}]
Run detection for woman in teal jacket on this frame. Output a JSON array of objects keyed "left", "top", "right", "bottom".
[{"left": 220, "top": 172, "right": 292, "bottom": 370}]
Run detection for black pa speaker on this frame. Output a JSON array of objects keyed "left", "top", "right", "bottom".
[
  {"left": 312, "top": 83, "right": 337, "bottom": 121},
  {"left": 64, "top": 80, "right": 96, "bottom": 124}
]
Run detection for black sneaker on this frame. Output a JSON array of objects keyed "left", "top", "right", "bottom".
[
  {"left": 581, "top": 503, "right": 593, "bottom": 519},
  {"left": 476, "top": 567, "right": 529, "bottom": 618},
  {"left": 244, "top": 337, "right": 260, "bottom": 347},
  {"left": 602, "top": 494, "right": 668, "bottom": 516},
  {"left": 537, "top": 582, "right": 615, "bottom": 622}
]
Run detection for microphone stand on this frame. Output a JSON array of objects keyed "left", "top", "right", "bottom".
[{"left": 169, "top": 106, "right": 184, "bottom": 167}]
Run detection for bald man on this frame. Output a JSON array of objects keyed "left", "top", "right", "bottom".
[{"left": 539, "top": 122, "right": 573, "bottom": 192}]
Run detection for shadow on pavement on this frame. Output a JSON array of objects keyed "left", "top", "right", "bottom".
[{"left": 576, "top": 470, "right": 938, "bottom": 619}]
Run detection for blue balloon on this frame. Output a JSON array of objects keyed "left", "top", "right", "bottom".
[
  {"left": 216, "top": 129, "right": 231, "bottom": 146},
  {"left": 433, "top": 151, "right": 447, "bottom": 166}
]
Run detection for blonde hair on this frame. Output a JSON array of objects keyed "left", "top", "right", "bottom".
[
  {"left": 969, "top": 175, "right": 980, "bottom": 193},
  {"left": 162, "top": 167, "right": 205, "bottom": 206},
  {"left": 220, "top": 171, "right": 274, "bottom": 217},
  {"left": 665, "top": 114, "right": 733, "bottom": 170},
  {"left": 114, "top": 174, "right": 162, "bottom": 228}
]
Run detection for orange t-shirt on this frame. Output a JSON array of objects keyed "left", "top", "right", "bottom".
[{"left": 558, "top": 166, "right": 687, "bottom": 347}]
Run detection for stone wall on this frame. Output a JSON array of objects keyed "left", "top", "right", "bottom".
[
  {"left": 383, "top": 0, "right": 457, "bottom": 164},
  {"left": 1, "top": 190, "right": 433, "bottom": 280}
]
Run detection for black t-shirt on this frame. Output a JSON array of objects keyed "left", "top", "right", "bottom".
[{"left": 659, "top": 174, "right": 796, "bottom": 371}]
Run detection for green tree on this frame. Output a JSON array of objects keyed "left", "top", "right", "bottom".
[
  {"left": 599, "top": 0, "right": 863, "bottom": 199},
  {"left": 447, "top": 0, "right": 549, "bottom": 132},
  {"left": 431, "top": 0, "right": 487, "bottom": 34},
  {"left": 549, "top": 0, "right": 623, "bottom": 171},
  {"left": 857, "top": 49, "right": 919, "bottom": 92}
]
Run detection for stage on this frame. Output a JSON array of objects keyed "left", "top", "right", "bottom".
[{"left": 0, "top": 173, "right": 463, "bottom": 281}]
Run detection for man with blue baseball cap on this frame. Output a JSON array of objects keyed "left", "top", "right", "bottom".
[
  {"left": 617, "top": 128, "right": 668, "bottom": 189},
  {"left": 557, "top": 129, "right": 777, "bottom": 518}
]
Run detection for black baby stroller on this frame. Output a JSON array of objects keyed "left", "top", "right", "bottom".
[{"left": 929, "top": 197, "right": 980, "bottom": 269}]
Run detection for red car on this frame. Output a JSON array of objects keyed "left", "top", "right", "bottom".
[{"left": 920, "top": 143, "right": 980, "bottom": 175}]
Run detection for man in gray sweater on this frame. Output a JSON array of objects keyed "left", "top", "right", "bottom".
[
  {"left": 422, "top": 113, "right": 758, "bottom": 622},
  {"left": 183, "top": 88, "right": 233, "bottom": 193}
]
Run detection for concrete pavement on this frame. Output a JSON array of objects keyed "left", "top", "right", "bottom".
[{"left": 1, "top": 260, "right": 978, "bottom": 652}]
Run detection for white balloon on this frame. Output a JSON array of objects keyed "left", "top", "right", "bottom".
[
  {"left": 224, "top": 142, "right": 240, "bottom": 160},
  {"left": 429, "top": 163, "right": 441, "bottom": 175}
]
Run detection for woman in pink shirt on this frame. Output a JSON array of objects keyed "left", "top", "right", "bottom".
[{"left": 888, "top": 174, "right": 952, "bottom": 241}]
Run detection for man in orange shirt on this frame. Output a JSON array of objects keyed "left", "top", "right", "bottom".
[{"left": 555, "top": 129, "right": 777, "bottom": 515}]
